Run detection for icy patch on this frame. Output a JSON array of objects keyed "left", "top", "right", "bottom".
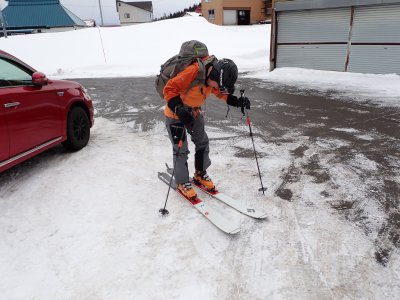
[
  {"left": 316, "top": 138, "right": 351, "bottom": 149},
  {"left": 127, "top": 107, "right": 139, "bottom": 113},
  {"left": 269, "top": 102, "right": 290, "bottom": 107},
  {"left": 356, "top": 134, "right": 375, "bottom": 141},
  {"left": 331, "top": 128, "right": 360, "bottom": 134},
  {"left": 351, "top": 154, "right": 379, "bottom": 172}
]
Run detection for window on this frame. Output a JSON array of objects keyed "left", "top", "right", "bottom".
[
  {"left": 208, "top": 9, "right": 215, "bottom": 20},
  {"left": 0, "top": 58, "right": 32, "bottom": 87},
  {"left": 124, "top": 13, "right": 130, "bottom": 18}
]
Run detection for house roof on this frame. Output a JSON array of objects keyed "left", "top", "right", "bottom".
[
  {"left": 119, "top": 1, "right": 153, "bottom": 12},
  {"left": 2, "top": 0, "right": 86, "bottom": 29}
]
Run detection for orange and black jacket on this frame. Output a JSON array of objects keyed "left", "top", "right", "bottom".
[{"left": 163, "top": 56, "right": 228, "bottom": 119}]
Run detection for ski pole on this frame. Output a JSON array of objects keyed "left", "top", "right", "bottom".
[
  {"left": 240, "top": 89, "right": 267, "bottom": 195},
  {"left": 159, "top": 125, "right": 186, "bottom": 215}
]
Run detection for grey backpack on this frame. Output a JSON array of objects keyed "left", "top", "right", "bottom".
[{"left": 155, "top": 40, "right": 216, "bottom": 99}]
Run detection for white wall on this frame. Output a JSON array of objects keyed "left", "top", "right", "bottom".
[
  {"left": 61, "top": 0, "right": 120, "bottom": 26},
  {"left": 118, "top": 2, "right": 152, "bottom": 24}
]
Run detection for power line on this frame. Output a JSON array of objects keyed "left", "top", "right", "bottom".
[{"left": 98, "top": 0, "right": 104, "bottom": 26}]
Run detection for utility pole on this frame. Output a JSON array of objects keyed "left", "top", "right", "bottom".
[
  {"left": 98, "top": 0, "right": 104, "bottom": 26},
  {"left": 0, "top": 10, "right": 7, "bottom": 38}
]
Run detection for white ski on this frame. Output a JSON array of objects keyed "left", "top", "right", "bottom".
[
  {"left": 158, "top": 172, "right": 241, "bottom": 235},
  {"left": 165, "top": 163, "right": 267, "bottom": 219},
  {"left": 192, "top": 181, "right": 268, "bottom": 219}
]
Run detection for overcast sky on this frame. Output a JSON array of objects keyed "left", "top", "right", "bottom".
[
  {"left": 62, "top": 0, "right": 202, "bottom": 19},
  {"left": 151, "top": 0, "right": 201, "bottom": 18},
  {"left": 1, "top": 0, "right": 201, "bottom": 21}
]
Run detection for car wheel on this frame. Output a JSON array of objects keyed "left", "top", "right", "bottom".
[{"left": 62, "top": 106, "right": 90, "bottom": 151}]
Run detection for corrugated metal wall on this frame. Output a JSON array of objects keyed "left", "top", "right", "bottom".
[
  {"left": 348, "top": 4, "right": 400, "bottom": 74},
  {"left": 277, "top": 44, "right": 348, "bottom": 71},
  {"left": 351, "top": 5, "right": 400, "bottom": 43},
  {"left": 277, "top": 8, "right": 351, "bottom": 43},
  {"left": 349, "top": 45, "right": 400, "bottom": 74},
  {"left": 275, "top": 3, "right": 400, "bottom": 75},
  {"left": 276, "top": 8, "right": 350, "bottom": 71}
]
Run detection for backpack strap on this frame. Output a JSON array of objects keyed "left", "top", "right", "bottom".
[
  {"left": 187, "top": 55, "right": 217, "bottom": 90},
  {"left": 198, "top": 55, "right": 216, "bottom": 82}
]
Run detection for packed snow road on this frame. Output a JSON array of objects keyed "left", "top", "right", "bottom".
[{"left": 0, "top": 77, "right": 399, "bottom": 299}]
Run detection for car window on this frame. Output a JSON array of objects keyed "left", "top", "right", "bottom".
[{"left": 0, "top": 58, "right": 32, "bottom": 88}]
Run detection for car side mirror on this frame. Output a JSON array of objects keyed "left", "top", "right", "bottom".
[{"left": 32, "top": 72, "right": 48, "bottom": 86}]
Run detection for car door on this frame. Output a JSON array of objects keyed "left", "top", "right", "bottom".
[
  {"left": 0, "top": 57, "right": 63, "bottom": 158},
  {"left": 0, "top": 85, "right": 10, "bottom": 162}
]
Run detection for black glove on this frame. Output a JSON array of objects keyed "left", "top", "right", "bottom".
[
  {"left": 167, "top": 96, "right": 194, "bottom": 126},
  {"left": 175, "top": 105, "right": 194, "bottom": 126},
  {"left": 227, "top": 94, "right": 251, "bottom": 109},
  {"left": 238, "top": 96, "right": 251, "bottom": 109}
]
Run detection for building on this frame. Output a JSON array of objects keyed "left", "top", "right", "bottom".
[
  {"left": 201, "top": 0, "right": 275, "bottom": 25},
  {"left": 1, "top": 0, "right": 86, "bottom": 32},
  {"left": 117, "top": 1, "right": 153, "bottom": 25},
  {"left": 270, "top": 0, "right": 400, "bottom": 75},
  {"left": 195, "top": 5, "right": 202, "bottom": 15}
]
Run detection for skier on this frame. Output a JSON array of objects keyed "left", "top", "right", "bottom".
[{"left": 163, "top": 57, "right": 251, "bottom": 199}]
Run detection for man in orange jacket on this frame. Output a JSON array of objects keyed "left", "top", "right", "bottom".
[{"left": 164, "top": 57, "right": 250, "bottom": 199}]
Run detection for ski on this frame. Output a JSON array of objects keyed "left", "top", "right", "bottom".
[
  {"left": 191, "top": 181, "right": 268, "bottom": 219},
  {"left": 158, "top": 172, "right": 241, "bottom": 235},
  {"left": 166, "top": 163, "right": 268, "bottom": 219}
]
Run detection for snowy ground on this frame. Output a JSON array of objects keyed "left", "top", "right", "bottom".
[
  {"left": 1, "top": 16, "right": 400, "bottom": 299},
  {"left": 1, "top": 115, "right": 399, "bottom": 299}
]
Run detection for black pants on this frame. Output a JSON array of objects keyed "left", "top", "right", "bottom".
[{"left": 165, "top": 112, "right": 211, "bottom": 184}]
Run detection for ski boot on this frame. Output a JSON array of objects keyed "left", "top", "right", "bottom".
[
  {"left": 193, "top": 171, "right": 216, "bottom": 192},
  {"left": 177, "top": 182, "right": 197, "bottom": 200}
]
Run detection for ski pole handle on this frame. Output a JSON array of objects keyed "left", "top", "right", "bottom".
[
  {"left": 240, "top": 89, "right": 251, "bottom": 124},
  {"left": 240, "top": 89, "right": 245, "bottom": 116}
]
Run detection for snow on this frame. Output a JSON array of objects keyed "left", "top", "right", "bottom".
[
  {"left": 0, "top": 16, "right": 399, "bottom": 299},
  {"left": 250, "top": 67, "right": 400, "bottom": 108},
  {"left": 1, "top": 17, "right": 399, "bottom": 107}
]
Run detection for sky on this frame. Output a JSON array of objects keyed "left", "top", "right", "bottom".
[
  {"left": 0, "top": 16, "right": 400, "bottom": 299},
  {"left": 0, "top": 0, "right": 200, "bottom": 24},
  {"left": 61, "top": 0, "right": 201, "bottom": 23},
  {"left": 150, "top": 0, "right": 201, "bottom": 18},
  {"left": 61, "top": 0, "right": 120, "bottom": 25}
]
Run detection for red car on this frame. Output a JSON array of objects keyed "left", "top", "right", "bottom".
[{"left": 0, "top": 50, "right": 94, "bottom": 173}]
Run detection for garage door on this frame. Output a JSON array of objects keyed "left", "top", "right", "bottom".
[
  {"left": 348, "top": 4, "right": 400, "bottom": 74},
  {"left": 274, "top": 3, "right": 400, "bottom": 75},
  {"left": 276, "top": 8, "right": 351, "bottom": 71},
  {"left": 276, "top": 44, "right": 348, "bottom": 72},
  {"left": 223, "top": 10, "right": 237, "bottom": 25}
]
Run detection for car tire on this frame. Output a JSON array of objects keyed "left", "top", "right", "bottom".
[{"left": 62, "top": 106, "right": 90, "bottom": 151}]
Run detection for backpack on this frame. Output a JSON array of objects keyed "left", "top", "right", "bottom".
[{"left": 155, "top": 40, "right": 216, "bottom": 99}]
